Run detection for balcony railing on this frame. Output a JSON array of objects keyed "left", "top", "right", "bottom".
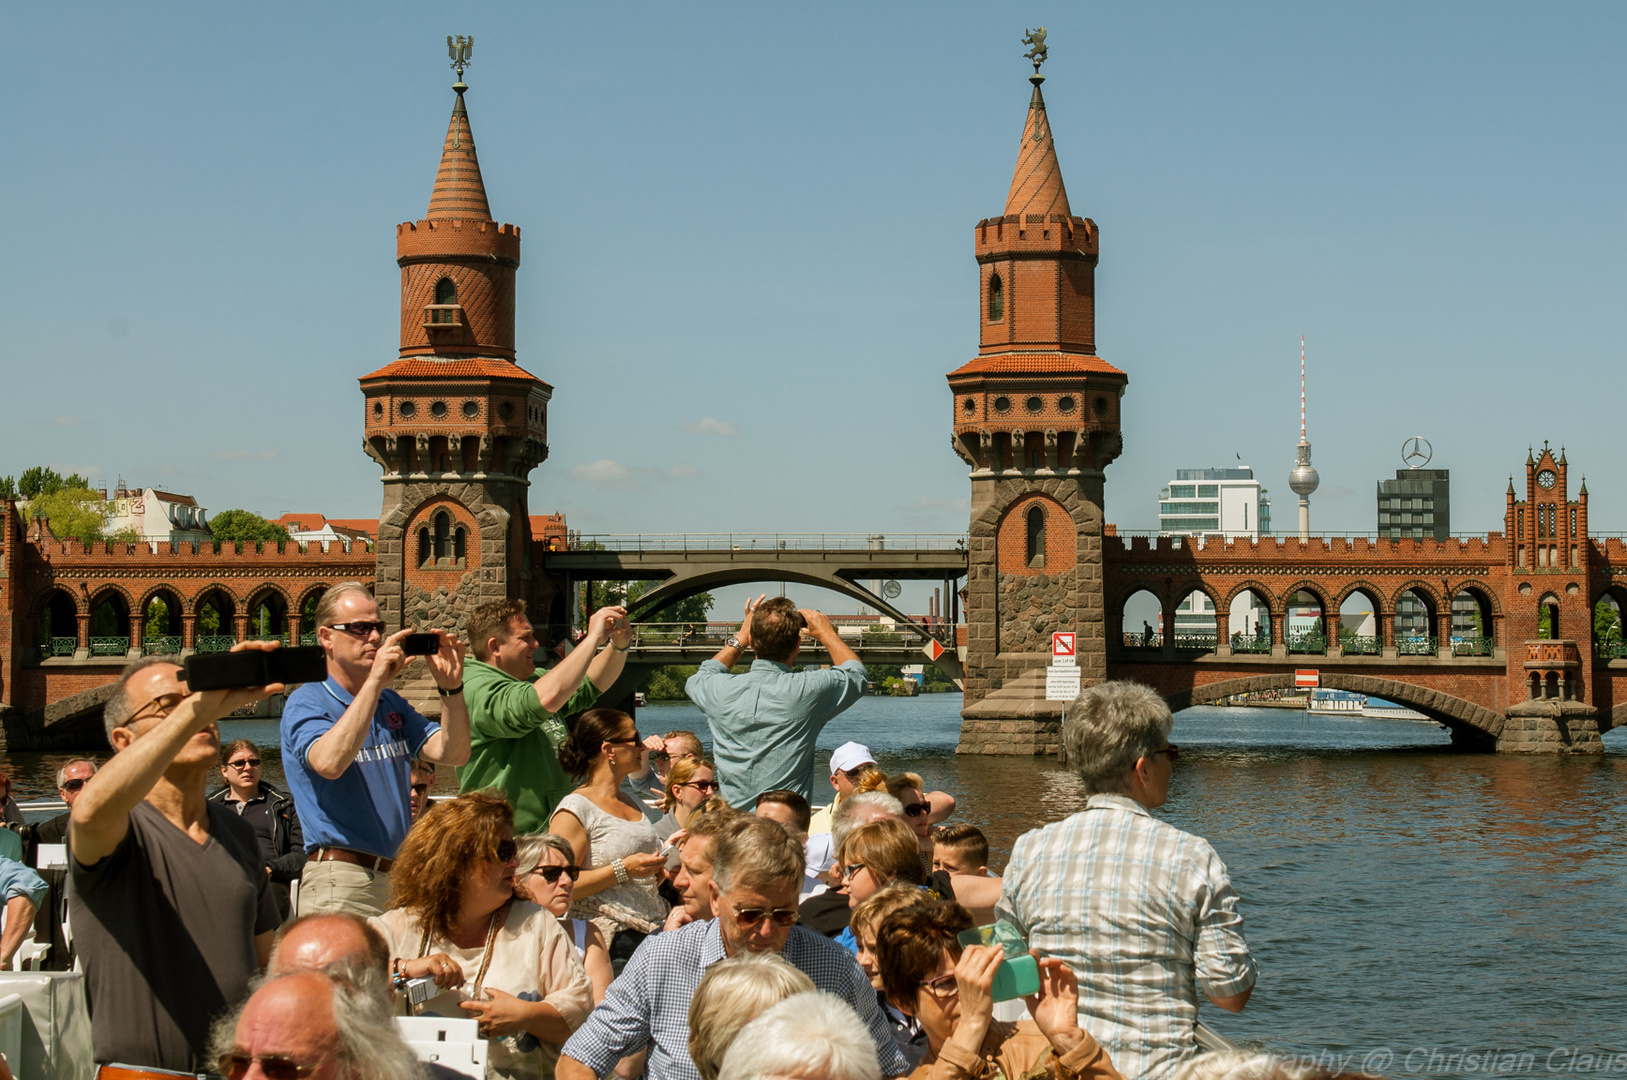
[
  {"left": 48, "top": 637, "right": 76, "bottom": 657},
  {"left": 1340, "top": 634, "right": 1382, "bottom": 655},
  {"left": 196, "top": 636, "right": 236, "bottom": 653},
  {"left": 89, "top": 636, "right": 130, "bottom": 657},
  {"left": 145, "top": 636, "right": 183, "bottom": 655},
  {"left": 422, "top": 304, "right": 465, "bottom": 328},
  {"left": 1173, "top": 632, "right": 1217, "bottom": 651},
  {"left": 1453, "top": 637, "right": 1495, "bottom": 657},
  {"left": 301, "top": 633, "right": 319, "bottom": 646},
  {"left": 1596, "top": 640, "right": 1627, "bottom": 660},
  {"left": 1121, "top": 633, "right": 1160, "bottom": 649},
  {"left": 1287, "top": 632, "right": 1327, "bottom": 655},
  {"left": 1397, "top": 636, "right": 1439, "bottom": 656},
  {"left": 1230, "top": 633, "right": 1272, "bottom": 654}
]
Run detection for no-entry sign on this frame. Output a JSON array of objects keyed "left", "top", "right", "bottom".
[
  {"left": 1052, "top": 632, "right": 1077, "bottom": 665},
  {"left": 1295, "top": 669, "right": 1320, "bottom": 688}
]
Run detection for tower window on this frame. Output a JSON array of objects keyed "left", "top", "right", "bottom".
[
  {"left": 435, "top": 277, "right": 457, "bottom": 305},
  {"left": 433, "top": 511, "right": 451, "bottom": 561},
  {"left": 1026, "top": 505, "right": 1046, "bottom": 568},
  {"left": 417, "top": 527, "right": 430, "bottom": 567},
  {"left": 454, "top": 527, "right": 467, "bottom": 562},
  {"left": 988, "top": 273, "right": 1004, "bottom": 322}
]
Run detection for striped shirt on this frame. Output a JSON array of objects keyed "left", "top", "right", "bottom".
[
  {"left": 996, "top": 794, "right": 1257, "bottom": 1080},
  {"left": 560, "top": 919, "right": 908, "bottom": 1080}
]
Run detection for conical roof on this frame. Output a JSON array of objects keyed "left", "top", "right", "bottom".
[
  {"left": 427, "top": 89, "right": 493, "bottom": 220},
  {"left": 1004, "top": 78, "right": 1072, "bottom": 220}
]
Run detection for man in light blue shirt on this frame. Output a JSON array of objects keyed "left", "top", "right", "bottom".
[{"left": 685, "top": 597, "right": 867, "bottom": 807}]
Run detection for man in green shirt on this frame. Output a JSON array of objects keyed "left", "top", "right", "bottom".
[{"left": 456, "top": 599, "right": 633, "bottom": 833}]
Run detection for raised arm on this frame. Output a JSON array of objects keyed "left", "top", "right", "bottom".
[
  {"left": 418, "top": 630, "right": 470, "bottom": 766},
  {"left": 800, "top": 609, "right": 859, "bottom": 667},
  {"left": 709, "top": 595, "right": 764, "bottom": 670},
  {"left": 582, "top": 608, "right": 632, "bottom": 694},
  {"left": 305, "top": 630, "right": 412, "bottom": 780}
]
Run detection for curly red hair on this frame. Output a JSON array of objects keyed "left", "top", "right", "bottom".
[{"left": 388, "top": 790, "right": 514, "bottom": 942}]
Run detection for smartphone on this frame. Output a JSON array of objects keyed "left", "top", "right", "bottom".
[
  {"left": 956, "top": 921, "right": 1040, "bottom": 1002},
  {"left": 181, "top": 646, "right": 328, "bottom": 691},
  {"left": 661, "top": 844, "right": 683, "bottom": 871},
  {"left": 401, "top": 632, "right": 441, "bottom": 656}
]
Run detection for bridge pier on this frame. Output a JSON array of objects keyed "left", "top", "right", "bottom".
[{"left": 1497, "top": 699, "right": 1603, "bottom": 753}]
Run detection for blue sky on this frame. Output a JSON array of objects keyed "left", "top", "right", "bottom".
[{"left": 6, "top": 3, "right": 1627, "bottom": 615}]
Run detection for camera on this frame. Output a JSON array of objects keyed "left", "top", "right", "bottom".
[
  {"left": 401, "top": 975, "right": 440, "bottom": 1007},
  {"left": 181, "top": 647, "right": 328, "bottom": 692},
  {"left": 956, "top": 921, "right": 1040, "bottom": 1002},
  {"left": 401, "top": 632, "right": 441, "bottom": 656}
]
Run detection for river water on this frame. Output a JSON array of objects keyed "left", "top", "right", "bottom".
[{"left": 9, "top": 697, "right": 1625, "bottom": 1076}]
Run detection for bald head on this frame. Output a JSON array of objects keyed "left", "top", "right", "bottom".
[
  {"left": 232, "top": 972, "right": 339, "bottom": 1080},
  {"left": 271, "top": 914, "right": 388, "bottom": 979}
]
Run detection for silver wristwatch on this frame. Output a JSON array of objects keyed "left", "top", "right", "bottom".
[{"left": 726, "top": 636, "right": 742, "bottom": 650}]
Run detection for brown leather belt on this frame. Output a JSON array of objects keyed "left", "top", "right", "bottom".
[{"left": 308, "top": 847, "right": 393, "bottom": 873}]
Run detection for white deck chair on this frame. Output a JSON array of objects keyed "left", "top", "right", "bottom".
[
  {"left": 33, "top": 845, "right": 66, "bottom": 871},
  {"left": 0, "top": 902, "right": 49, "bottom": 972},
  {"left": 396, "top": 1015, "right": 487, "bottom": 1079}
]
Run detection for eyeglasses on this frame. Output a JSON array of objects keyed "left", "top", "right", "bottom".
[
  {"left": 128, "top": 691, "right": 188, "bottom": 726},
  {"left": 493, "top": 839, "right": 517, "bottom": 863},
  {"left": 226, "top": 758, "right": 261, "bottom": 770},
  {"left": 217, "top": 1051, "right": 326, "bottom": 1080},
  {"left": 921, "top": 972, "right": 960, "bottom": 1001},
  {"left": 61, "top": 778, "right": 88, "bottom": 793},
  {"left": 724, "top": 899, "right": 799, "bottom": 929},
  {"left": 328, "top": 620, "right": 386, "bottom": 639},
  {"left": 840, "top": 765, "right": 872, "bottom": 781},
  {"left": 1151, "top": 744, "right": 1180, "bottom": 764},
  {"left": 410, "top": 783, "right": 430, "bottom": 797},
  {"left": 902, "top": 801, "right": 932, "bottom": 818},
  {"left": 526, "top": 864, "right": 582, "bottom": 883},
  {"left": 839, "top": 862, "right": 869, "bottom": 880},
  {"left": 679, "top": 780, "right": 720, "bottom": 793}
]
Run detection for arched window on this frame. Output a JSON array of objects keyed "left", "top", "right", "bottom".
[
  {"left": 417, "top": 527, "right": 430, "bottom": 567},
  {"left": 432, "top": 277, "right": 457, "bottom": 323},
  {"left": 453, "top": 527, "right": 467, "bottom": 563},
  {"left": 1538, "top": 595, "right": 1560, "bottom": 639},
  {"left": 433, "top": 512, "right": 451, "bottom": 562},
  {"left": 987, "top": 273, "right": 1004, "bottom": 322},
  {"left": 1026, "top": 505, "right": 1046, "bottom": 568}
]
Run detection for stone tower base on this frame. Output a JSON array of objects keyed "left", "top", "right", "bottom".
[
  {"left": 957, "top": 667, "right": 1072, "bottom": 755},
  {"left": 1497, "top": 699, "right": 1603, "bottom": 753}
]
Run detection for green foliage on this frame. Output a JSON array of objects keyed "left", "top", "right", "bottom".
[
  {"left": 585, "top": 578, "right": 713, "bottom": 625},
  {"left": 30, "top": 487, "right": 112, "bottom": 544},
  {"left": 18, "top": 466, "right": 89, "bottom": 499},
  {"left": 641, "top": 664, "right": 700, "bottom": 702},
  {"left": 210, "top": 509, "right": 291, "bottom": 545},
  {"left": 1595, "top": 599, "right": 1621, "bottom": 645},
  {"left": 145, "top": 598, "right": 173, "bottom": 637},
  {"left": 1538, "top": 605, "right": 1553, "bottom": 638},
  {"left": 0, "top": 476, "right": 14, "bottom": 500}
]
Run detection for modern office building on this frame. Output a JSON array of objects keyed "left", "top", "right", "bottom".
[
  {"left": 1158, "top": 467, "right": 1271, "bottom": 537},
  {"left": 1378, "top": 468, "right": 1450, "bottom": 540}
]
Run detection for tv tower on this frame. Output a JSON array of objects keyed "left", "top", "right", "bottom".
[{"left": 1288, "top": 336, "right": 1320, "bottom": 539}]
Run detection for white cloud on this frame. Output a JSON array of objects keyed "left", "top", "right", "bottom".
[
  {"left": 51, "top": 415, "right": 81, "bottom": 427},
  {"left": 679, "top": 417, "right": 739, "bottom": 436},
  {"left": 571, "top": 459, "right": 701, "bottom": 491},
  {"left": 212, "top": 449, "right": 278, "bottom": 462}
]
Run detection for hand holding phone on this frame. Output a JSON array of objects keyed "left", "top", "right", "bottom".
[
  {"left": 956, "top": 921, "right": 1040, "bottom": 1002},
  {"left": 401, "top": 633, "right": 440, "bottom": 656}
]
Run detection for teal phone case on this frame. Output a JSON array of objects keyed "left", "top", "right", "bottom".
[{"left": 958, "top": 921, "right": 1040, "bottom": 1002}]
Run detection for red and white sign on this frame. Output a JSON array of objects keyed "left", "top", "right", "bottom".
[
  {"left": 1052, "top": 632, "right": 1077, "bottom": 664},
  {"left": 922, "top": 639, "right": 945, "bottom": 661},
  {"left": 1295, "top": 669, "right": 1320, "bottom": 688}
]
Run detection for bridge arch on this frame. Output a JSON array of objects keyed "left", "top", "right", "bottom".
[
  {"left": 1168, "top": 672, "right": 1501, "bottom": 749},
  {"left": 245, "top": 584, "right": 292, "bottom": 640},
  {"left": 1391, "top": 580, "right": 1443, "bottom": 612},
  {"left": 627, "top": 567, "right": 926, "bottom": 636},
  {"left": 1334, "top": 582, "right": 1387, "bottom": 615},
  {"left": 1223, "top": 581, "right": 1280, "bottom": 616}
]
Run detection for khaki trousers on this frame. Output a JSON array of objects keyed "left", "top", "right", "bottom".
[{"left": 295, "top": 858, "right": 392, "bottom": 919}]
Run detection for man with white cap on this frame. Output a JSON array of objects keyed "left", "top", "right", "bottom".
[{"left": 806, "top": 742, "right": 878, "bottom": 838}]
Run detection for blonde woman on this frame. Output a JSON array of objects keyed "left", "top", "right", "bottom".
[
  {"left": 687, "top": 952, "right": 816, "bottom": 1080},
  {"left": 652, "top": 758, "right": 722, "bottom": 842}
]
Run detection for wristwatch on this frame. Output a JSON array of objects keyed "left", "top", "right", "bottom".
[{"left": 725, "top": 636, "right": 742, "bottom": 650}]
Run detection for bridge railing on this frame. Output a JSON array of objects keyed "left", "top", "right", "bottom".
[
  {"left": 565, "top": 533, "right": 967, "bottom": 552},
  {"left": 540, "top": 622, "right": 956, "bottom": 650}
]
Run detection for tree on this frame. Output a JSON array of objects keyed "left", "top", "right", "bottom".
[
  {"left": 0, "top": 476, "right": 14, "bottom": 500},
  {"left": 17, "top": 466, "right": 89, "bottom": 500},
  {"left": 210, "top": 509, "right": 291, "bottom": 545},
  {"left": 30, "top": 487, "right": 112, "bottom": 544},
  {"left": 583, "top": 578, "right": 713, "bottom": 626},
  {"left": 1595, "top": 599, "right": 1621, "bottom": 645}
]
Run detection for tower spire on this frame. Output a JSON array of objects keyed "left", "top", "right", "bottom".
[
  {"left": 1289, "top": 335, "right": 1320, "bottom": 538},
  {"left": 1004, "top": 30, "right": 1070, "bottom": 222},
  {"left": 427, "top": 38, "right": 492, "bottom": 221}
]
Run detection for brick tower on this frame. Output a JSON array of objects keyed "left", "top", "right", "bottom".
[
  {"left": 950, "top": 49, "right": 1128, "bottom": 755},
  {"left": 361, "top": 64, "right": 551, "bottom": 639}
]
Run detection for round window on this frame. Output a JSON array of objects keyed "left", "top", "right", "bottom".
[
  {"left": 993, "top": 396, "right": 1011, "bottom": 413},
  {"left": 1025, "top": 396, "right": 1043, "bottom": 413},
  {"left": 962, "top": 397, "right": 976, "bottom": 414},
  {"left": 462, "top": 400, "right": 479, "bottom": 418},
  {"left": 1057, "top": 396, "right": 1076, "bottom": 413},
  {"left": 1094, "top": 395, "right": 1109, "bottom": 417},
  {"left": 371, "top": 401, "right": 383, "bottom": 417},
  {"left": 430, "top": 401, "right": 447, "bottom": 418},
  {"left": 499, "top": 401, "right": 515, "bottom": 420},
  {"left": 398, "top": 401, "right": 416, "bottom": 418}
]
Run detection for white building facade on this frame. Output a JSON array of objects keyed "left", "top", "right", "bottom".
[
  {"left": 105, "top": 487, "right": 212, "bottom": 543},
  {"left": 1158, "top": 467, "right": 1271, "bottom": 538}
]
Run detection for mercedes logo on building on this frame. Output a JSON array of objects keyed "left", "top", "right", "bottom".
[{"left": 1402, "top": 437, "right": 1433, "bottom": 469}]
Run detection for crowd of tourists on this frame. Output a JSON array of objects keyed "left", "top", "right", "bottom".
[{"left": 32, "top": 585, "right": 1373, "bottom": 1080}]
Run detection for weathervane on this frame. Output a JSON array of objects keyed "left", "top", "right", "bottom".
[
  {"left": 1022, "top": 27, "right": 1048, "bottom": 74},
  {"left": 448, "top": 35, "right": 473, "bottom": 84}
]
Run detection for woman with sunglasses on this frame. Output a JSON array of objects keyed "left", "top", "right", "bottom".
[
  {"left": 884, "top": 772, "right": 937, "bottom": 875},
  {"left": 514, "top": 834, "right": 613, "bottom": 1004},
  {"left": 652, "top": 758, "right": 722, "bottom": 843},
  {"left": 873, "top": 900, "right": 1121, "bottom": 1080},
  {"left": 373, "top": 792, "right": 594, "bottom": 1080},
  {"left": 837, "top": 819, "right": 1003, "bottom": 950},
  {"left": 207, "top": 738, "right": 305, "bottom": 919},
  {"left": 549, "top": 709, "right": 669, "bottom": 974}
]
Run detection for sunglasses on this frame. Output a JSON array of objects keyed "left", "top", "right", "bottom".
[
  {"left": 61, "top": 778, "right": 88, "bottom": 793},
  {"left": 328, "top": 620, "right": 386, "bottom": 639},
  {"left": 217, "top": 1052, "right": 325, "bottom": 1080},
  {"left": 1151, "top": 744, "right": 1180, "bottom": 764},
  {"left": 410, "top": 783, "right": 430, "bottom": 796},
  {"left": 840, "top": 765, "right": 872, "bottom": 781},
  {"left": 679, "top": 780, "right": 720, "bottom": 793},
  {"left": 725, "top": 899, "right": 799, "bottom": 929},
  {"left": 921, "top": 972, "right": 960, "bottom": 1001},
  {"left": 840, "top": 862, "right": 869, "bottom": 880},
  {"left": 902, "top": 801, "right": 932, "bottom": 818},
  {"left": 493, "top": 839, "right": 517, "bottom": 863},
  {"left": 226, "top": 758, "right": 261, "bottom": 770},
  {"left": 527, "top": 864, "right": 582, "bottom": 883},
  {"left": 604, "top": 733, "right": 643, "bottom": 747}
]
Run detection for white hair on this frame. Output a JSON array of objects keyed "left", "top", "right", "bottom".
[
  {"left": 688, "top": 952, "right": 817, "bottom": 1080},
  {"left": 830, "top": 791, "right": 904, "bottom": 858},
  {"left": 1171, "top": 1051, "right": 1336, "bottom": 1080},
  {"left": 715, "top": 991, "right": 882, "bottom": 1080},
  {"left": 208, "top": 971, "right": 426, "bottom": 1080}
]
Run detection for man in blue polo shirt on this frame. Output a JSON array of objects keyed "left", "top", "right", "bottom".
[{"left": 281, "top": 581, "right": 469, "bottom": 917}]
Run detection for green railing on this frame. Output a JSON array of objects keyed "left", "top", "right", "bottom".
[
  {"left": 1287, "top": 632, "right": 1327, "bottom": 655},
  {"left": 1230, "top": 633, "right": 1272, "bottom": 654},
  {"left": 89, "top": 636, "right": 130, "bottom": 657},
  {"left": 1397, "top": 636, "right": 1439, "bottom": 656},
  {"left": 1340, "top": 634, "right": 1382, "bottom": 655},
  {"left": 1595, "top": 640, "right": 1627, "bottom": 660},
  {"left": 248, "top": 633, "right": 290, "bottom": 645},
  {"left": 196, "top": 636, "right": 236, "bottom": 653},
  {"left": 145, "top": 636, "right": 183, "bottom": 655},
  {"left": 48, "top": 637, "right": 76, "bottom": 657},
  {"left": 1121, "top": 633, "right": 1160, "bottom": 649},
  {"left": 1173, "top": 632, "right": 1218, "bottom": 650},
  {"left": 1453, "top": 637, "right": 1495, "bottom": 657},
  {"left": 300, "top": 633, "right": 319, "bottom": 646}
]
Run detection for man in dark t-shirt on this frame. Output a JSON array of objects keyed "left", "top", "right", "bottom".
[{"left": 69, "top": 648, "right": 283, "bottom": 1072}]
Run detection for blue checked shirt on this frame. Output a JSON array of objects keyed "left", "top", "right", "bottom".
[
  {"left": 560, "top": 919, "right": 908, "bottom": 1080},
  {"left": 996, "top": 794, "right": 1257, "bottom": 1080}
]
